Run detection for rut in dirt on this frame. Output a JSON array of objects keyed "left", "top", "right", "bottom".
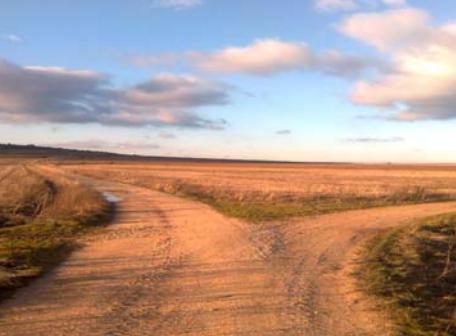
[{"left": 1, "top": 175, "right": 456, "bottom": 335}]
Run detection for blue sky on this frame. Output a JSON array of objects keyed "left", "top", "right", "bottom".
[{"left": 1, "top": 0, "right": 456, "bottom": 162}]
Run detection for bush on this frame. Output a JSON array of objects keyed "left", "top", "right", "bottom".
[{"left": 0, "top": 166, "right": 111, "bottom": 299}]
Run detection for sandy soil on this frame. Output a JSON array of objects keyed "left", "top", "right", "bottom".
[{"left": 1, "top": 174, "right": 455, "bottom": 335}]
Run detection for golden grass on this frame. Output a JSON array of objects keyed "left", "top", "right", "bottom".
[
  {"left": 0, "top": 166, "right": 54, "bottom": 222},
  {"left": 66, "top": 162, "right": 456, "bottom": 201},
  {"left": 65, "top": 162, "right": 456, "bottom": 222},
  {"left": 0, "top": 165, "right": 111, "bottom": 299}
]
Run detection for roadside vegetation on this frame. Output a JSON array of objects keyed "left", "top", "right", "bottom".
[
  {"left": 357, "top": 213, "right": 456, "bottom": 335},
  {"left": 171, "top": 184, "right": 451, "bottom": 222},
  {"left": 0, "top": 165, "right": 111, "bottom": 300},
  {"left": 66, "top": 164, "right": 454, "bottom": 223}
]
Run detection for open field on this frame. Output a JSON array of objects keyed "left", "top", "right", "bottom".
[
  {"left": 3, "top": 0, "right": 456, "bottom": 334},
  {"left": 65, "top": 161, "right": 456, "bottom": 221},
  {"left": 1, "top": 152, "right": 456, "bottom": 335}
]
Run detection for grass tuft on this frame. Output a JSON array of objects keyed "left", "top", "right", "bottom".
[
  {"left": 0, "top": 166, "right": 112, "bottom": 300},
  {"left": 357, "top": 213, "right": 456, "bottom": 335}
]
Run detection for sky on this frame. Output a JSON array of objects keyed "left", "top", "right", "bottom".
[{"left": 1, "top": 0, "right": 456, "bottom": 162}]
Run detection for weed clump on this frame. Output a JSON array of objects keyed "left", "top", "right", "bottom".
[
  {"left": 0, "top": 166, "right": 111, "bottom": 300},
  {"left": 357, "top": 213, "right": 456, "bottom": 335}
]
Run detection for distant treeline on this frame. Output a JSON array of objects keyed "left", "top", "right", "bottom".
[
  {"left": 0, "top": 143, "right": 346, "bottom": 165},
  {"left": 0, "top": 143, "right": 129, "bottom": 160}
]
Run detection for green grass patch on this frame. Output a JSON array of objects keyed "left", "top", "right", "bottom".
[
  {"left": 176, "top": 187, "right": 452, "bottom": 223},
  {"left": 357, "top": 213, "right": 456, "bottom": 335},
  {"left": 69, "top": 167, "right": 454, "bottom": 223},
  {"left": 131, "top": 176, "right": 452, "bottom": 223},
  {"left": 181, "top": 195, "right": 385, "bottom": 222}
]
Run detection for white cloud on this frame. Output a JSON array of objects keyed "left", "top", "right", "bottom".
[
  {"left": 315, "top": 0, "right": 407, "bottom": 12},
  {"left": 345, "top": 136, "right": 404, "bottom": 143},
  {"left": 276, "top": 129, "right": 292, "bottom": 135},
  {"left": 382, "top": 0, "right": 406, "bottom": 6},
  {"left": 315, "top": 49, "right": 386, "bottom": 77},
  {"left": 0, "top": 34, "right": 23, "bottom": 43},
  {"left": 189, "top": 38, "right": 381, "bottom": 77},
  {"left": 338, "top": 8, "right": 430, "bottom": 50},
  {"left": 153, "top": 0, "right": 202, "bottom": 10},
  {"left": 128, "top": 53, "right": 179, "bottom": 67},
  {"left": 159, "top": 132, "right": 176, "bottom": 139},
  {"left": 0, "top": 58, "right": 230, "bottom": 129},
  {"left": 190, "top": 39, "right": 313, "bottom": 75},
  {"left": 340, "top": 7, "right": 456, "bottom": 120},
  {"left": 315, "top": 0, "right": 357, "bottom": 11}
]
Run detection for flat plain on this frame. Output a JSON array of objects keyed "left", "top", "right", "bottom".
[
  {"left": 1, "top": 156, "right": 456, "bottom": 335},
  {"left": 65, "top": 161, "right": 456, "bottom": 220}
]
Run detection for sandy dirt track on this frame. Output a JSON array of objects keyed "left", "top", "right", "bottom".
[{"left": 1, "top": 175, "right": 456, "bottom": 335}]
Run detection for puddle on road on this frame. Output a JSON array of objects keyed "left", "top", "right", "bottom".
[{"left": 102, "top": 192, "right": 122, "bottom": 203}]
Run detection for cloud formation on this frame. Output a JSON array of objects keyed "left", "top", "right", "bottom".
[
  {"left": 129, "top": 53, "right": 179, "bottom": 67},
  {"left": 276, "top": 129, "right": 291, "bottom": 135},
  {"left": 119, "top": 74, "right": 229, "bottom": 128},
  {"left": 339, "top": 7, "right": 456, "bottom": 120},
  {"left": 345, "top": 136, "right": 404, "bottom": 143},
  {"left": 153, "top": 0, "right": 202, "bottom": 10},
  {"left": 159, "top": 132, "right": 176, "bottom": 139},
  {"left": 383, "top": 0, "right": 406, "bottom": 6},
  {"left": 338, "top": 8, "right": 429, "bottom": 51},
  {"left": 0, "top": 58, "right": 230, "bottom": 128},
  {"left": 315, "top": 0, "right": 406, "bottom": 11},
  {"left": 315, "top": 0, "right": 357, "bottom": 11},
  {"left": 189, "top": 39, "right": 382, "bottom": 77},
  {"left": 0, "top": 34, "right": 23, "bottom": 43},
  {"left": 190, "top": 39, "right": 313, "bottom": 75}
]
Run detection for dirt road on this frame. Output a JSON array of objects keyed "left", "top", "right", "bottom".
[{"left": 1, "top": 176, "right": 455, "bottom": 335}]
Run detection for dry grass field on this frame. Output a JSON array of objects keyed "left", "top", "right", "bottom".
[
  {"left": 60, "top": 160, "right": 456, "bottom": 334},
  {"left": 64, "top": 161, "right": 456, "bottom": 221},
  {"left": 2, "top": 153, "right": 456, "bottom": 335}
]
